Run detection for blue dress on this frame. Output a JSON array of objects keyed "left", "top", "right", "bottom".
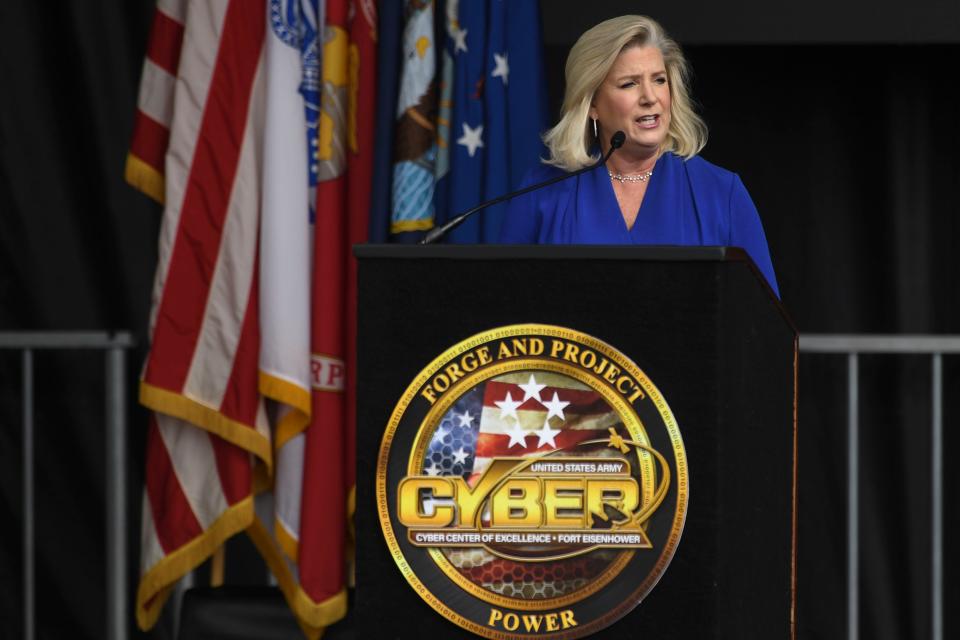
[{"left": 498, "top": 152, "right": 780, "bottom": 298}]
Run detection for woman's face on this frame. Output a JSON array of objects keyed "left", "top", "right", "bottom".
[{"left": 590, "top": 46, "right": 671, "bottom": 156}]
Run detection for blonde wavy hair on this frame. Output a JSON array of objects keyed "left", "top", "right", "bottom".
[{"left": 543, "top": 15, "right": 708, "bottom": 171}]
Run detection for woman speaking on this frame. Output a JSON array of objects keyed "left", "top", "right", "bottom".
[{"left": 499, "top": 15, "right": 779, "bottom": 297}]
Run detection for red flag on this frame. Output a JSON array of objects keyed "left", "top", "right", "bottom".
[{"left": 299, "top": 0, "right": 376, "bottom": 607}]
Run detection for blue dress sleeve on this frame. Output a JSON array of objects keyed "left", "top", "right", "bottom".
[{"left": 728, "top": 175, "right": 780, "bottom": 299}]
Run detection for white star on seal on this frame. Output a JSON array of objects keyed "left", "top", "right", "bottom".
[
  {"left": 503, "top": 422, "right": 529, "bottom": 448},
  {"left": 425, "top": 463, "right": 442, "bottom": 476},
  {"left": 456, "top": 410, "right": 474, "bottom": 428},
  {"left": 518, "top": 374, "right": 546, "bottom": 404},
  {"left": 542, "top": 392, "right": 570, "bottom": 421},
  {"left": 457, "top": 122, "right": 484, "bottom": 157},
  {"left": 452, "top": 447, "right": 469, "bottom": 465},
  {"left": 432, "top": 426, "right": 449, "bottom": 442},
  {"left": 495, "top": 391, "right": 522, "bottom": 422},
  {"left": 452, "top": 27, "right": 468, "bottom": 53},
  {"left": 533, "top": 418, "right": 561, "bottom": 449},
  {"left": 491, "top": 52, "right": 509, "bottom": 85}
]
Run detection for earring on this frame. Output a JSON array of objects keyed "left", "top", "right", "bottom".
[{"left": 592, "top": 118, "right": 598, "bottom": 138}]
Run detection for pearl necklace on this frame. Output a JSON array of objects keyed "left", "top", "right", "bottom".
[{"left": 608, "top": 169, "right": 653, "bottom": 183}]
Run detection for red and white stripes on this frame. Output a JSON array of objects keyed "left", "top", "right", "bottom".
[
  {"left": 129, "top": 1, "right": 375, "bottom": 637},
  {"left": 126, "top": 0, "right": 186, "bottom": 203},
  {"left": 134, "top": 0, "right": 270, "bottom": 630}
]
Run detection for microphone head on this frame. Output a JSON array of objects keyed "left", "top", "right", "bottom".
[{"left": 610, "top": 131, "right": 626, "bottom": 149}]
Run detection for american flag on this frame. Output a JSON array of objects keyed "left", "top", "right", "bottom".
[
  {"left": 127, "top": 1, "right": 376, "bottom": 636},
  {"left": 424, "top": 370, "right": 625, "bottom": 599}
]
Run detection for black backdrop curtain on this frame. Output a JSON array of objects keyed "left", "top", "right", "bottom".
[
  {"left": 1, "top": 2, "right": 958, "bottom": 638},
  {"left": 0, "top": 2, "right": 161, "bottom": 639},
  {"left": 677, "top": 44, "right": 960, "bottom": 640}
]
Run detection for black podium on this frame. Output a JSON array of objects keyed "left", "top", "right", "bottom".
[{"left": 355, "top": 246, "right": 796, "bottom": 639}]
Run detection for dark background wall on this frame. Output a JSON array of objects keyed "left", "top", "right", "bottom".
[
  {"left": 1, "top": 1, "right": 959, "bottom": 638},
  {"left": 542, "top": 0, "right": 960, "bottom": 44}
]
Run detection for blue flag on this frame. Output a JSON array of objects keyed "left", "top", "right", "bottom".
[
  {"left": 370, "top": 0, "right": 548, "bottom": 243},
  {"left": 435, "top": 0, "right": 549, "bottom": 243},
  {"left": 368, "top": 0, "right": 404, "bottom": 243}
]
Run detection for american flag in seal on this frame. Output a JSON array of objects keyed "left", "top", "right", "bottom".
[{"left": 420, "top": 370, "right": 642, "bottom": 600}]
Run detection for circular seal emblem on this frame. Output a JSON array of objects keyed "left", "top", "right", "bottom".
[{"left": 377, "top": 324, "right": 688, "bottom": 638}]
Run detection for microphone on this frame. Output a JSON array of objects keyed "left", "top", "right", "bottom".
[{"left": 420, "top": 131, "right": 626, "bottom": 245}]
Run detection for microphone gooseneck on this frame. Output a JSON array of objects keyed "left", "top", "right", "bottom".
[{"left": 420, "top": 131, "right": 626, "bottom": 245}]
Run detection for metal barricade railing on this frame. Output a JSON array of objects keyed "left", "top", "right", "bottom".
[
  {"left": 0, "top": 332, "right": 135, "bottom": 640},
  {"left": 799, "top": 335, "right": 958, "bottom": 640},
  {"left": 3, "top": 331, "right": 951, "bottom": 640}
]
